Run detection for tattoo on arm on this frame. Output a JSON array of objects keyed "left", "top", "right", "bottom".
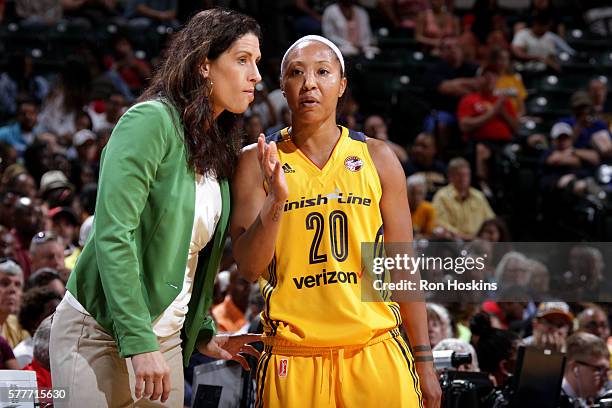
[{"left": 272, "top": 203, "right": 283, "bottom": 222}]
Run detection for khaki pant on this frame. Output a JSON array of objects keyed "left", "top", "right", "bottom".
[{"left": 49, "top": 298, "right": 184, "bottom": 408}]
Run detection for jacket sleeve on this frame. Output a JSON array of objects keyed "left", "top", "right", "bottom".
[
  {"left": 93, "top": 101, "right": 169, "bottom": 357},
  {"left": 196, "top": 316, "right": 216, "bottom": 345}
]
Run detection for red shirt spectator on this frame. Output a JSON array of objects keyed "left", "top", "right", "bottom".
[
  {"left": 23, "top": 358, "right": 52, "bottom": 388},
  {"left": 458, "top": 93, "right": 516, "bottom": 142},
  {"left": 457, "top": 70, "right": 517, "bottom": 143}
]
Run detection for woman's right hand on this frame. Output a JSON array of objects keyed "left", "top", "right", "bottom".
[{"left": 257, "top": 134, "right": 289, "bottom": 203}]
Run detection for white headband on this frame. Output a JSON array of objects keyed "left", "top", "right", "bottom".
[{"left": 280, "top": 35, "right": 345, "bottom": 78}]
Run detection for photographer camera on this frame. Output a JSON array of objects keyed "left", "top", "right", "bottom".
[
  {"left": 561, "top": 332, "right": 610, "bottom": 408},
  {"left": 471, "top": 312, "right": 521, "bottom": 408},
  {"left": 433, "top": 312, "right": 521, "bottom": 408}
]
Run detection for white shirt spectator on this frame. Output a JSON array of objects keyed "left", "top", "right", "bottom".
[
  {"left": 38, "top": 93, "right": 76, "bottom": 138},
  {"left": 13, "top": 338, "right": 33, "bottom": 368},
  {"left": 512, "top": 28, "right": 556, "bottom": 59},
  {"left": 322, "top": 3, "right": 376, "bottom": 57}
]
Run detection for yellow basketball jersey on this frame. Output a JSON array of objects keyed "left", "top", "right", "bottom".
[{"left": 260, "top": 126, "right": 401, "bottom": 348}]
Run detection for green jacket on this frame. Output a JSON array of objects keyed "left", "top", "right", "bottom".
[{"left": 66, "top": 100, "right": 230, "bottom": 366}]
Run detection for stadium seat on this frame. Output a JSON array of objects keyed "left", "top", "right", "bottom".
[
  {"left": 566, "top": 28, "right": 610, "bottom": 52},
  {"left": 525, "top": 93, "right": 572, "bottom": 119},
  {"left": 532, "top": 73, "right": 591, "bottom": 94},
  {"left": 517, "top": 119, "right": 554, "bottom": 139}
]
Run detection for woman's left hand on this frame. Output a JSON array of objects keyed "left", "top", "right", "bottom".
[
  {"left": 198, "top": 333, "right": 262, "bottom": 370},
  {"left": 415, "top": 361, "right": 442, "bottom": 408}
]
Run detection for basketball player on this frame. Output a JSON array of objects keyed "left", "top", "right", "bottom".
[{"left": 231, "top": 35, "right": 441, "bottom": 407}]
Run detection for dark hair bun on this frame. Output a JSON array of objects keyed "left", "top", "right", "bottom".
[{"left": 470, "top": 312, "right": 494, "bottom": 336}]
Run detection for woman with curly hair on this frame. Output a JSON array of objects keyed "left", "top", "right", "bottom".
[{"left": 50, "top": 9, "right": 262, "bottom": 407}]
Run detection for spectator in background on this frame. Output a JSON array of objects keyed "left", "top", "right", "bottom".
[
  {"left": 566, "top": 246, "right": 608, "bottom": 301},
  {"left": 561, "top": 91, "right": 612, "bottom": 160},
  {"left": 415, "top": 0, "right": 459, "bottom": 56},
  {"left": 244, "top": 114, "right": 264, "bottom": 145},
  {"left": 0, "top": 192, "right": 18, "bottom": 231},
  {"left": 526, "top": 259, "right": 550, "bottom": 297},
  {"left": 477, "top": 217, "right": 511, "bottom": 242},
  {"left": 337, "top": 91, "right": 362, "bottom": 130},
  {"left": 0, "top": 259, "right": 29, "bottom": 348},
  {"left": 105, "top": 35, "right": 152, "bottom": 94},
  {"left": 61, "top": 0, "right": 122, "bottom": 28},
  {"left": 577, "top": 305, "right": 610, "bottom": 343},
  {"left": 511, "top": 12, "right": 562, "bottom": 72},
  {"left": 211, "top": 268, "right": 251, "bottom": 333},
  {"left": 14, "top": 287, "right": 61, "bottom": 368},
  {"left": 23, "top": 316, "right": 53, "bottom": 398},
  {"left": 26, "top": 268, "right": 65, "bottom": 296},
  {"left": 292, "top": 0, "right": 331, "bottom": 37},
  {"left": 74, "top": 110, "right": 93, "bottom": 132},
  {"left": 15, "top": 0, "right": 63, "bottom": 26},
  {"left": 495, "top": 251, "right": 530, "bottom": 287},
  {"left": 0, "top": 143, "right": 18, "bottom": 176},
  {"left": 379, "top": 0, "right": 428, "bottom": 33},
  {"left": 561, "top": 332, "right": 610, "bottom": 406},
  {"left": 22, "top": 140, "right": 53, "bottom": 185},
  {"left": 363, "top": 114, "right": 408, "bottom": 164},
  {"left": 581, "top": 0, "right": 612, "bottom": 37},
  {"left": 470, "top": 312, "right": 519, "bottom": 388},
  {"left": 540, "top": 122, "right": 599, "bottom": 197},
  {"left": 266, "top": 106, "right": 292, "bottom": 135},
  {"left": 522, "top": 301, "right": 573, "bottom": 352},
  {"left": 125, "top": 0, "right": 179, "bottom": 28},
  {"left": 88, "top": 91, "right": 126, "bottom": 132},
  {"left": 84, "top": 45, "right": 135, "bottom": 104},
  {"left": 246, "top": 82, "right": 276, "bottom": 130},
  {"left": 482, "top": 285, "right": 530, "bottom": 332},
  {"left": 432, "top": 157, "right": 495, "bottom": 240},
  {"left": 39, "top": 170, "right": 74, "bottom": 209},
  {"left": 487, "top": 48, "right": 527, "bottom": 118},
  {"left": 514, "top": 0, "right": 566, "bottom": 38},
  {"left": 427, "top": 303, "right": 453, "bottom": 348},
  {"left": 47, "top": 207, "right": 79, "bottom": 260},
  {"left": 0, "top": 226, "right": 16, "bottom": 259},
  {"left": 423, "top": 37, "right": 479, "bottom": 157},
  {"left": 76, "top": 183, "right": 96, "bottom": 251},
  {"left": 0, "top": 54, "right": 50, "bottom": 120},
  {"left": 462, "top": 0, "right": 509, "bottom": 63},
  {"left": 2, "top": 166, "right": 37, "bottom": 199},
  {"left": 458, "top": 68, "right": 518, "bottom": 194},
  {"left": 588, "top": 77, "right": 611, "bottom": 124},
  {"left": 11, "top": 198, "right": 44, "bottom": 279},
  {"left": 38, "top": 57, "right": 92, "bottom": 143},
  {"left": 29, "top": 232, "right": 66, "bottom": 281},
  {"left": 322, "top": 0, "right": 377, "bottom": 57},
  {"left": 407, "top": 174, "right": 436, "bottom": 237},
  {"left": 0, "top": 99, "right": 40, "bottom": 156},
  {"left": 70, "top": 129, "right": 98, "bottom": 191},
  {"left": 433, "top": 338, "right": 479, "bottom": 371},
  {"left": 405, "top": 132, "right": 447, "bottom": 198}
]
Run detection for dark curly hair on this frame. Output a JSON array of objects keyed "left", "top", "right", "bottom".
[
  {"left": 140, "top": 8, "right": 261, "bottom": 179},
  {"left": 18, "top": 287, "right": 62, "bottom": 334}
]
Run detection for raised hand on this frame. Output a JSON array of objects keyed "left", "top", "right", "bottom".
[{"left": 257, "top": 134, "right": 289, "bottom": 203}]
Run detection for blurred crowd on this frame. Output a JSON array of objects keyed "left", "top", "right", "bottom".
[{"left": 0, "top": 0, "right": 611, "bottom": 406}]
